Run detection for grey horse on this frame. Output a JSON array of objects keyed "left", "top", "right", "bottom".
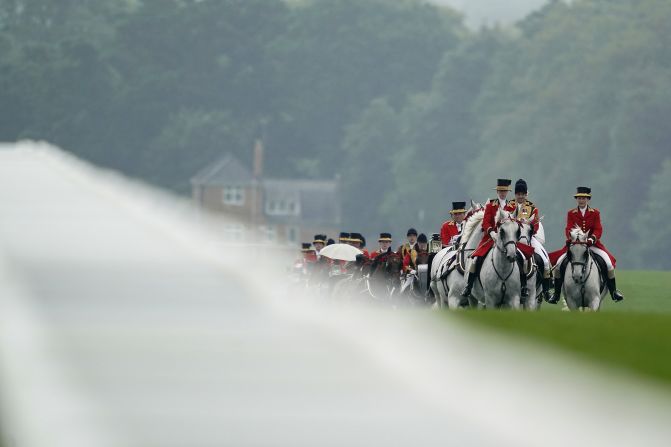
[
  {"left": 562, "top": 228, "right": 606, "bottom": 311},
  {"left": 430, "top": 202, "right": 484, "bottom": 309},
  {"left": 429, "top": 200, "right": 485, "bottom": 309},
  {"left": 468, "top": 209, "right": 523, "bottom": 310}
]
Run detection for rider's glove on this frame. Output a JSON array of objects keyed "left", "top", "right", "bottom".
[{"left": 587, "top": 237, "right": 595, "bottom": 246}]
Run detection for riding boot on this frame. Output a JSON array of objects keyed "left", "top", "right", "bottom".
[
  {"left": 548, "top": 273, "right": 562, "bottom": 304},
  {"left": 520, "top": 271, "right": 529, "bottom": 298},
  {"left": 517, "top": 254, "right": 529, "bottom": 298},
  {"left": 461, "top": 259, "right": 479, "bottom": 297},
  {"left": 607, "top": 276, "right": 625, "bottom": 302}
]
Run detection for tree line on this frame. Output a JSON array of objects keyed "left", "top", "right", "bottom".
[{"left": 1, "top": 0, "right": 670, "bottom": 268}]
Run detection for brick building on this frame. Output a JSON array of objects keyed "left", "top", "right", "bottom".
[{"left": 191, "top": 140, "right": 342, "bottom": 246}]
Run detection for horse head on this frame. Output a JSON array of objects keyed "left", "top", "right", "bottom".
[
  {"left": 568, "top": 226, "right": 591, "bottom": 282},
  {"left": 496, "top": 209, "right": 520, "bottom": 263}
]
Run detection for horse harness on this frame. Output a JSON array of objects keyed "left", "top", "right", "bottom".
[{"left": 490, "top": 218, "right": 522, "bottom": 298}]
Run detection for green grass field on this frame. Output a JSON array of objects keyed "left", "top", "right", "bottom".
[{"left": 451, "top": 270, "right": 671, "bottom": 387}]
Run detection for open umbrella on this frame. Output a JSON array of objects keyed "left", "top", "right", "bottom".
[{"left": 319, "top": 243, "right": 363, "bottom": 262}]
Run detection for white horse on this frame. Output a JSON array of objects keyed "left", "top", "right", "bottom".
[
  {"left": 469, "top": 209, "right": 523, "bottom": 310},
  {"left": 561, "top": 228, "right": 606, "bottom": 311},
  {"left": 430, "top": 201, "right": 484, "bottom": 309}
]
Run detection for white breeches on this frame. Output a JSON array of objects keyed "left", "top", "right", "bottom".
[
  {"left": 531, "top": 237, "right": 550, "bottom": 272},
  {"left": 555, "top": 247, "right": 614, "bottom": 272}
]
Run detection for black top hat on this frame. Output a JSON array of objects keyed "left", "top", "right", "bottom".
[
  {"left": 338, "top": 232, "right": 350, "bottom": 242},
  {"left": 515, "top": 179, "right": 528, "bottom": 194},
  {"left": 378, "top": 232, "right": 392, "bottom": 242},
  {"left": 431, "top": 233, "right": 441, "bottom": 241},
  {"left": 417, "top": 233, "right": 428, "bottom": 243},
  {"left": 313, "top": 234, "right": 327, "bottom": 244},
  {"left": 495, "top": 179, "right": 512, "bottom": 191},
  {"left": 301, "top": 242, "right": 312, "bottom": 251},
  {"left": 574, "top": 186, "right": 592, "bottom": 198},
  {"left": 350, "top": 232, "right": 364, "bottom": 244},
  {"left": 406, "top": 228, "right": 418, "bottom": 236},
  {"left": 450, "top": 201, "right": 466, "bottom": 214}
]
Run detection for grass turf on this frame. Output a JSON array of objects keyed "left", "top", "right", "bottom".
[{"left": 452, "top": 270, "right": 671, "bottom": 386}]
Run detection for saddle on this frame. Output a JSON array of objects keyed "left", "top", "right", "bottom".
[
  {"left": 439, "top": 244, "right": 467, "bottom": 280},
  {"left": 558, "top": 252, "right": 608, "bottom": 294}
]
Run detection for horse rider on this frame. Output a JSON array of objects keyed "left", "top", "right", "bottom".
[
  {"left": 313, "top": 234, "right": 327, "bottom": 257},
  {"left": 297, "top": 242, "right": 318, "bottom": 273},
  {"left": 512, "top": 179, "right": 552, "bottom": 301},
  {"left": 370, "top": 232, "right": 393, "bottom": 260},
  {"left": 440, "top": 201, "right": 467, "bottom": 247},
  {"left": 370, "top": 232, "right": 398, "bottom": 276},
  {"left": 349, "top": 232, "right": 370, "bottom": 259},
  {"left": 338, "top": 232, "right": 350, "bottom": 244},
  {"left": 397, "top": 228, "right": 418, "bottom": 259},
  {"left": 402, "top": 233, "right": 429, "bottom": 274},
  {"left": 548, "top": 187, "right": 624, "bottom": 303},
  {"left": 462, "top": 178, "right": 518, "bottom": 298}
]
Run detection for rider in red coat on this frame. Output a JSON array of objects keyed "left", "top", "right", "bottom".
[
  {"left": 462, "top": 179, "right": 532, "bottom": 298},
  {"left": 548, "top": 187, "right": 623, "bottom": 303},
  {"left": 440, "top": 201, "right": 467, "bottom": 247}
]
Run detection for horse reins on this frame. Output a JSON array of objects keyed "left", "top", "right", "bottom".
[
  {"left": 492, "top": 223, "right": 518, "bottom": 297},
  {"left": 569, "top": 241, "right": 594, "bottom": 308}
]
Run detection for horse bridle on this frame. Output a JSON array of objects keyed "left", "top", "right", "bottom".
[
  {"left": 490, "top": 218, "right": 521, "bottom": 295},
  {"left": 494, "top": 218, "right": 521, "bottom": 258},
  {"left": 568, "top": 241, "right": 594, "bottom": 306}
]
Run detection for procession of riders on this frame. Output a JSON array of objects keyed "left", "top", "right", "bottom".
[{"left": 293, "top": 178, "right": 624, "bottom": 308}]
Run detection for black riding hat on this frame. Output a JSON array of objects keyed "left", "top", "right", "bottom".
[
  {"left": 350, "top": 232, "right": 364, "bottom": 244},
  {"left": 450, "top": 201, "right": 466, "bottom": 214},
  {"left": 575, "top": 186, "right": 592, "bottom": 198},
  {"left": 406, "top": 228, "right": 418, "bottom": 236},
  {"left": 495, "top": 179, "right": 512, "bottom": 191},
  {"left": 417, "top": 233, "right": 428, "bottom": 243},
  {"left": 515, "top": 179, "right": 527, "bottom": 194}
]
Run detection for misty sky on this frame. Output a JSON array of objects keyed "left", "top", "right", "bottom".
[{"left": 429, "top": 0, "right": 548, "bottom": 27}]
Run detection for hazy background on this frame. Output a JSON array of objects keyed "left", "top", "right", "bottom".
[{"left": 1, "top": 0, "right": 669, "bottom": 268}]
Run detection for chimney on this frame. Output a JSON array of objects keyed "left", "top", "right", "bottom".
[{"left": 253, "top": 138, "right": 263, "bottom": 178}]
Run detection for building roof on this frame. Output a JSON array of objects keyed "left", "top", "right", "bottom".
[
  {"left": 191, "top": 153, "right": 252, "bottom": 186},
  {"left": 192, "top": 153, "right": 341, "bottom": 226}
]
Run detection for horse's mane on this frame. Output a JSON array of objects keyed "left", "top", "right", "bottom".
[
  {"left": 569, "top": 226, "right": 589, "bottom": 242},
  {"left": 461, "top": 209, "right": 484, "bottom": 243}
]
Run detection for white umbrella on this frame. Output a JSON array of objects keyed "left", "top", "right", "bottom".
[{"left": 319, "top": 243, "right": 363, "bottom": 262}]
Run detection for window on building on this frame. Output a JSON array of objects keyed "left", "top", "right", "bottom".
[
  {"left": 223, "top": 186, "right": 245, "bottom": 205},
  {"left": 259, "top": 225, "right": 276, "bottom": 242},
  {"left": 265, "top": 198, "right": 299, "bottom": 216},
  {"left": 224, "top": 223, "right": 245, "bottom": 242},
  {"left": 286, "top": 227, "right": 298, "bottom": 243}
]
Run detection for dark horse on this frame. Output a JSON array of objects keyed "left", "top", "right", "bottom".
[{"left": 367, "top": 250, "right": 403, "bottom": 302}]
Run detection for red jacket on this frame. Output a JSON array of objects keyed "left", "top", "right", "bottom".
[
  {"left": 440, "top": 220, "right": 461, "bottom": 246},
  {"left": 565, "top": 207, "right": 602, "bottom": 241},
  {"left": 472, "top": 199, "right": 529, "bottom": 259},
  {"left": 482, "top": 199, "right": 517, "bottom": 235},
  {"left": 549, "top": 206, "right": 616, "bottom": 267}
]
